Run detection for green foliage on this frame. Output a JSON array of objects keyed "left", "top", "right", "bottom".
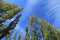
[
  {"left": 0, "top": 2, "right": 17, "bottom": 11},
  {"left": 25, "top": 34, "right": 30, "bottom": 40},
  {"left": 26, "top": 14, "right": 60, "bottom": 40},
  {"left": 29, "top": 14, "right": 37, "bottom": 27},
  {"left": 38, "top": 18, "right": 60, "bottom": 40},
  {"left": 25, "top": 27, "right": 30, "bottom": 40},
  {"left": 0, "top": 14, "right": 21, "bottom": 39},
  {"left": 5, "top": 30, "right": 13, "bottom": 40},
  {"left": 28, "top": 14, "right": 41, "bottom": 40},
  {"left": 0, "top": 1, "right": 60, "bottom": 40},
  {"left": 32, "top": 30, "right": 36, "bottom": 40},
  {"left": 0, "top": 1, "right": 22, "bottom": 39},
  {"left": 0, "top": 2, "right": 22, "bottom": 23}
]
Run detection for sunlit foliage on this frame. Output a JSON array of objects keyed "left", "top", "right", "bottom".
[{"left": 0, "top": 1, "right": 22, "bottom": 39}]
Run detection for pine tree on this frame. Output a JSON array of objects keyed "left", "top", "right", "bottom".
[
  {"left": 28, "top": 14, "right": 60, "bottom": 40},
  {"left": 29, "top": 14, "right": 42, "bottom": 40},
  {"left": 25, "top": 27, "right": 30, "bottom": 40},
  {"left": 0, "top": 1, "right": 22, "bottom": 39},
  {"left": 5, "top": 30, "right": 13, "bottom": 40},
  {"left": 38, "top": 18, "right": 60, "bottom": 40}
]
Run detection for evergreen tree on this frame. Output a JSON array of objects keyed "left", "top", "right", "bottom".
[
  {"left": 5, "top": 30, "right": 13, "bottom": 40},
  {"left": 0, "top": 1, "right": 22, "bottom": 39},
  {"left": 28, "top": 14, "right": 60, "bottom": 40},
  {"left": 25, "top": 27, "right": 30, "bottom": 40},
  {"left": 29, "top": 14, "right": 42, "bottom": 40},
  {"left": 38, "top": 18, "right": 60, "bottom": 40},
  {"left": 0, "top": 0, "right": 60, "bottom": 40}
]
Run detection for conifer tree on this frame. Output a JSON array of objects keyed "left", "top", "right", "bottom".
[
  {"left": 38, "top": 18, "right": 60, "bottom": 40},
  {"left": 25, "top": 27, "right": 30, "bottom": 40},
  {"left": 28, "top": 14, "right": 60, "bottom": 40},
  {"left": 0, "top": 1, "right": 22, "bottom": 39},
  {"left": 5, "top": 30, "right": 13, "bottom": 40},
  {"left": 29, "top": 14, "right": 42, "bottom": 40}
]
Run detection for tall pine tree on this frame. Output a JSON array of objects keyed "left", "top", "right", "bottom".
[
  {"left": 27, "top": 14, "right": 60, "bottom": 40},
  {"left": 0, "top": 1, "right": 22, "bottom": 39}
]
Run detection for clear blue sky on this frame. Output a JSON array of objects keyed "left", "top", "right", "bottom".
[
  {"left": 3, "top": 0, "right": 60, "bottom": 40},
  {"left": 5, "top": 0, "right": 60, "bottom": 29}
]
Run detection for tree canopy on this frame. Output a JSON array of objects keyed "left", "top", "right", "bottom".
[
  {"left": 24, "top": 14, "right": 60, "bottom": 40},
  {"left": 0, "top": 1, "right": 22, "bottom": 39},
  {"left": 0, "top": 0, "right": 60, "bottom": 40}
]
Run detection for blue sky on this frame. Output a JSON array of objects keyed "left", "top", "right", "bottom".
[
  {"left": 3, "top": 0, "right": 60, "bottom": 40},
  {"left": 5, "top": 0, "right": 60, "bottom": 29}
]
